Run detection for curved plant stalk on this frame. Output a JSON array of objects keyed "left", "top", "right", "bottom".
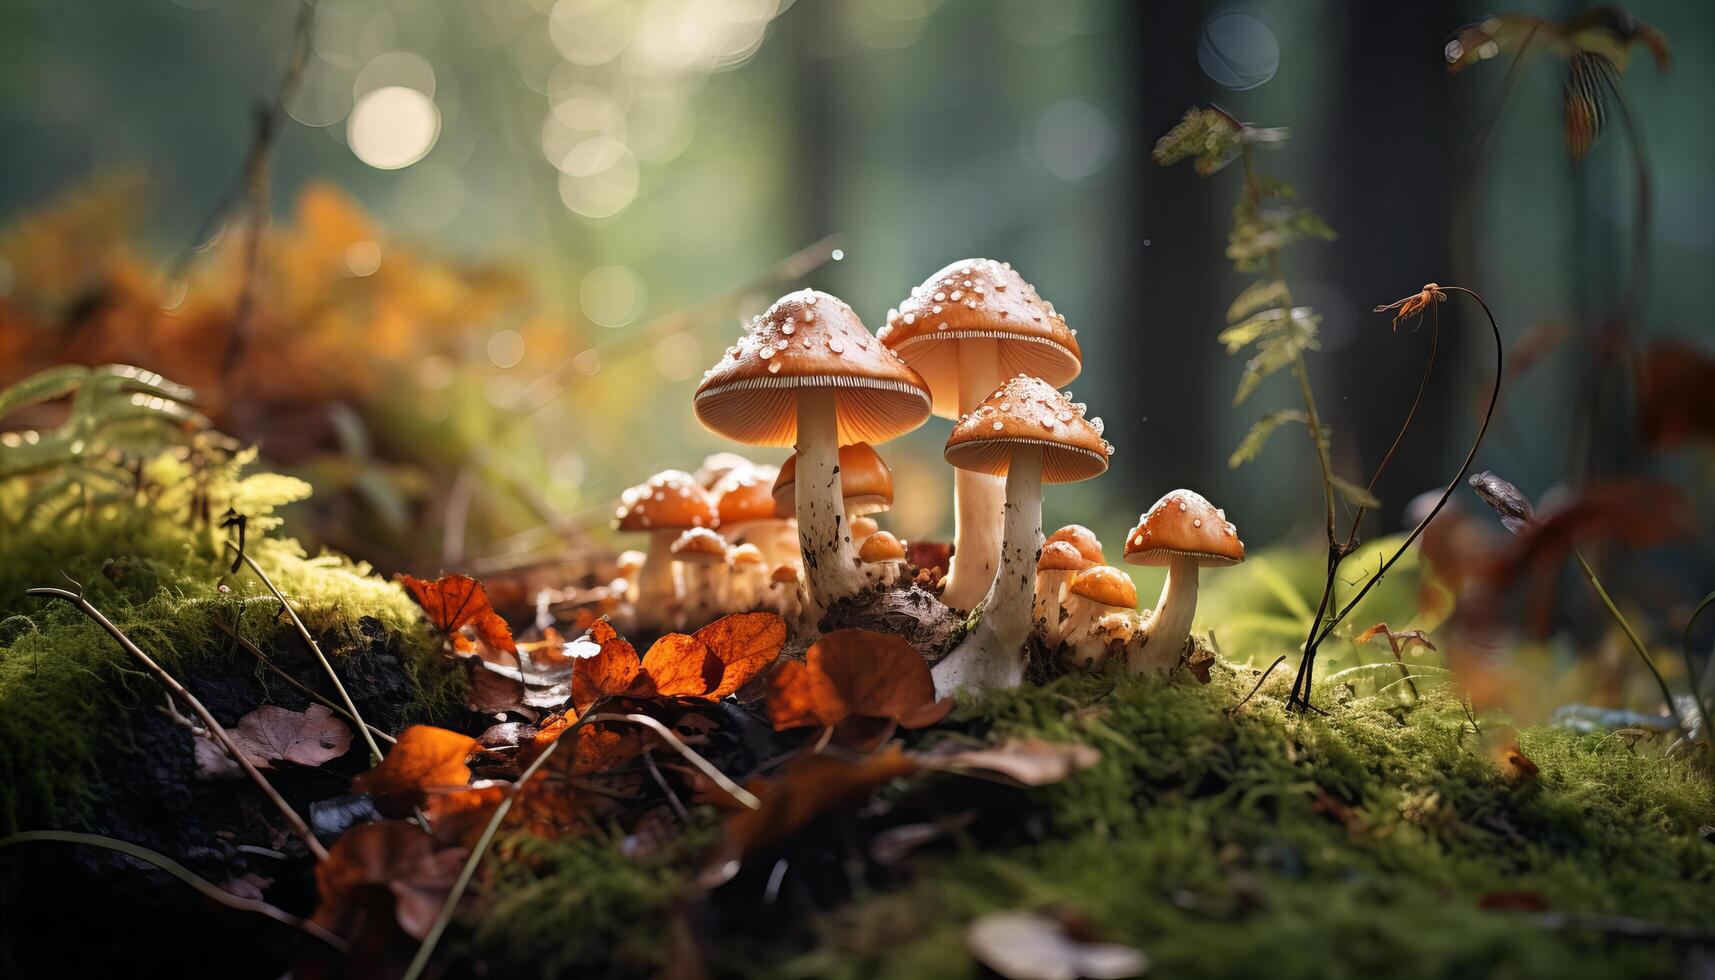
[
  {"left": 1288, "top": 286, "right": 1504, "bottom": 711},
  {"left": 1683, "top": 589, "right": 1715, "bottom": 765},
  {"left": 1572, "top": 548, "right": 1688, "bottom": 739},
  {"left": 401, "top": 706, "right": 759, "bottom": 980},
  {"left": 0, "top": 830, "right": 348, "bottom": 953},
  {"left": 228, "top": 545, "right": 382, "bottom": 765},
  {"left": 24, "top": 586, "right": 329, "bottom": 862}
]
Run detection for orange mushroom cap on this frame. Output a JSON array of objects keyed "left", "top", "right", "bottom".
[
  {"left": 1068, "top": 565, "right": 1137, "bottom": 608},
  {"left": 695, "top": 289, "right": 930, "bottom": 447},
  {"left": 943, "top": 375, "right": 1111, "bottom": 483},
  {"left": 772, "top": 442, "right": 894, "bottom": 518},
  {"left": 713, "top": 465, "right": 780, "bottom": 525},
  {"left": 615, "top": 470, "right": 717, "bottom": 532},
  {"left": 858, "top": 530, "right": 906, "bottom": 563},
  {"left": 1047, "top": 524, "right": 1105, "bottom": 565},
  {"left": 879, "top": 259, "right": 1082, "bottom": 419},
  {"left": 1037, "top": 539, "right": 1092, "bottom": 574},
  {"left": 1123, "top": 490, "right": 1245, "bottom": 568},
  {"left": 670, "top": 527, "right": 729, "bottom": 564},
  {"left": 727, "top": 543, "right": 766, "bottom": 567}
]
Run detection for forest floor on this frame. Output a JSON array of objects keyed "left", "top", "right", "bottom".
[{"left": 2, "top": 510, "right": 1712, "bottom": 980}]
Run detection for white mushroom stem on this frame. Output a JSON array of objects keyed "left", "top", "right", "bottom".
[
  {"left": 940, "top": 339, "right": 1005, "bottom": 612},
  {"left": 636, "top": 532, "right": 678, "bottom": 628},
  {"left": 676, "top": 561, "right": 725, "bottom": 630},
  {"left": 1069, "top": 611, "right": 1137, "bottom": 670},
  {"left": 932, "top": 445, "right": 1041, "bottom": 696},
  {"left": 1133, "top": 555, "right": 1200, "bottom": 672},
  {"left": 1033, "top": 569, "right": 1076, "bottom": 643},
  {"left": 795, "top": 390, "right": 867, "bottom": 620}
]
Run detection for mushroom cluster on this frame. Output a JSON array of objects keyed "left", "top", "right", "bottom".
[{"left": 599, "top": 262, "right": 1245, "bottom": 694}]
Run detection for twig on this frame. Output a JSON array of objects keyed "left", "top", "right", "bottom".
[
  {"left": 24, "top": 587, "right": 328, "bottom": 862},
  {"left": 0, "top": 830, "right": 347, "bottom": 953},
  {"left": 644, "top": 750, "right": 691, "bottom": 823},
  {"left": 1573, "top": 548, "right": 1688, "bottom": 738},
  {"left": 211, "top": 617, "right": 396, "bottom": 745},
  {"left": 1681, "top": 589, "right": 1715, "bottom": 765},
  {"left": 584, "top": 713, "right": 762, "bottom": 810},
  {"left": 1289, "top": 286, "right": 1504, "bottom": 711},
  {"left": 1231, "top": 655, "right": 1287, "bottom": 715},
  {"left": 227, "top": 545, "right": 382, "bottom": 765}
]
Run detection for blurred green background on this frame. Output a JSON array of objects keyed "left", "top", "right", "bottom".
[{"left": 0, "top": 0, "right": 1710, "bottom": 588}]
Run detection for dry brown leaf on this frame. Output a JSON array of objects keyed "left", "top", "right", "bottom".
[
  {"left": 641, "top": 633, "right": 723, "bottom": 698},
  {"left": 352, "top": 725, "right": 478, "bottom": 818},
  {"left": 915, "top": 738, "right": 1102, "bottom": 788},
  {"left": 696, "top": 611, "right": 787, "bottom": 698},
  {"left": 766, "top": 629, "right": 952, "bottom": 731},
  {"left": 767, "top": 659, "right": 846, "bottom": 729},
  {"left": 312, "top": 820, "right": 466, "bottom": 946},
  {"left": 966, "top": 910, "right": 1147, "bottom": 980},
  {"left": 571, "top": 620, "right": 647, "bottom": 708},
  {"left": 196, "top": 703, "right": 355, "bottom": 779},
  {"left": 398, "top": 572, "right": 517, "bottom": 655}
]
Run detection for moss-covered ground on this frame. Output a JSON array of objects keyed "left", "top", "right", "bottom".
[{"left": 460, "top": 665, "right": 1715, "bottom": 980}]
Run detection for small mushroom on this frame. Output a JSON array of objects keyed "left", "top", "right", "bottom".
[
  {"left": 772, "top": 442, "right": 895, "bottom": 544},
  {"left": 880, "top": 259, "right": 1083, "bottom": 613},
  {"left": 1034, "top": 540, "right": 1092, "bottom": 645},
  {"left": 849, "top": 515, "right": 881, "bottom": 550},
  {"left": 614, "top": 471, "right": 718, "bottom": 630},
  {"left": 671, "top": 527, "right": 730, "bottom": 629},
  {"left": 695, "top": 451, "right": 754, "bottom": 489},
  {"left": 694, "top": 290, "right": 930, "bottom": 622},
  {"left": 858, "top": 530, "right": 907, "bottom": 588},
  {"left": 932, "top": 375, "right": 1112, "bottom": 694},
  {"left": 726, "top": 542, "right": 768, "bottom": 611},
  {"left": 713, "top": 464, "right": 797, "bottom": 571},
  {"left": 1122, "top": 490, "right": 1245, "bottom": 673},
  {"left": 614, "top": 548, "right": 647, "bottom": 605},
  {"left": 768, "top": 562, "right": 807, "bottom": 627},
  {"left": 1061, "top": 565, "right": 1138, "bottom": 669},
  {"left": 1047, "top": 524, "right": 1105, "bottom": 566}
]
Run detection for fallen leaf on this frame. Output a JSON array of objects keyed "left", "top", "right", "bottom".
[
  {"left": 352, "top": 725, "right": 478, "bottom": 818},
  {"left": 915, "top": 738, "right": 1102, "bottom": 788},
  {"left": 706, "top": 744, "right": 919, "bottom": 883},
  {"left": 194, "top": 703, "right": 354, "bottom": 779},
  {"left": 312, "top": 820, "right": 466, "bottom": 946},
  {"left": 695, "top": 612, "right": 786, "bottom": 697},
  {"left": 641, "top": 633, "right": 723, "bottom": 698},
  {"left": 399, "top": 572, "right": 517, "bottom": 655},
  {"left": 1353, "top": 624, "right": 1437, "bottom": 655},
  {"left": 1183, "top": 646, "right": 1216, "bottom": 684},
  {"left": 1479, "top": 890, "right": 1551, "bottom": 912},
  {"left": 767, "top": 629, "right": 953, "bottom": 731},
  {"left": 571, "top": 620, "right": 647, "bottom": 708},
  {"left": 424, "top": 780, "right": 506, "bottom": 848},
  {"left": 966, "top": 910, "right": 1147, "bottom": 980}
]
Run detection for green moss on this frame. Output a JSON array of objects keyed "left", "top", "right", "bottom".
[
  {"left": 463, "top": 666, "right": 1715, "bottom": 979},
  {"left": 0, "top": 491, "right": 461, "bottom": 837}
]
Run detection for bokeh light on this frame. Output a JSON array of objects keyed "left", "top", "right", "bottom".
[
  {"left": 348, "top": 85, "right": 441, "bottom": 170},
  {"left": 1197, "top": 11, "right": 1280, "bottom": 90},
  {"left": 580, "top": 265, "right": 648, "bottom": 327}
]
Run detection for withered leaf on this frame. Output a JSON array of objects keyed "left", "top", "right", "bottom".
[
  {"left": 767, "top": 629, "right": 952, "bottom": 731},
  {"left": 1353, "top": 623, "right": 1437, "bottom": 654},
  {"left": 966, "top": 910, "right": 1147, "bottom": 980},
  {"left": 640, "top": 633, "right": 723, "bottom": 698},
  {"left": 767, "top": 659, "right": 846, "bottom": 730},
  {"left": 915, "top": 738, "right": 1101, "bottom": 788},
  {"left": 1638, "top": 340, "right": 1715, "bottom": 448},
  {"left": 195, "top": 703, "right": 353, "bottom": 779},
  {"left": 695, "top": 611, "right": 787, "bottom": 698},
  {"left": 399, "top": 572, "right": 517, "bottom": 655},
  {"left": 571, "top": 620, "right": 647, "bottom": 708},
  {"left": 352, "top": 725, "right": 478, "bottom": 818},
  {"left": 312, "top": 820, "right": 466, "bottom": 945}
]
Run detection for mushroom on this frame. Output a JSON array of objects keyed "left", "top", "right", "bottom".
[
  {"left": 670, "top": 527, "right": 729, "bottom": 629},
  {"left": 695, "top": 451, "right": 754, "bottom": 489},
  {"left": 614, "top": 471, "right": 718, "bottom": 630},
  {"left": 713, "top": 464, "right": 797, "bottom": 570},
  {"left": 726, "top": 542, "right": 769, "bottom": 611},
  {"left": 1122, "top": 490, "right": 1245, "bottom": 673},
  {"left": 1047, "top": 524, "right": 1105, "bottom": 566},
  {"left": 932, "top": 375, "right": 1112, "bottom": 694},
  {"left": 772, "top": 442, "right": 894, "bottom": 540},
  {"left": 859, "top": 530, "right": 907, "bottom": 588},
  {"left": 695, "top": 290, "right": 930, "bottom": 623},
  {"left": 1034, "top": 540, "right": 1092, "bottom": 645},
  {"left": 768, "top": 562, "right": 806, "bottom": 626},
  {"left": 880, "top": 259, "right": 1083, "bottom": 613},
  {"left": 849, "top": 515, "right": 880, "bottom": 550},
  {"left": 1060, "top": 565, "right": 1138, "bottom": 669},
  {"left": 614, "top": 548, "right": 647, "bottom": 605}
]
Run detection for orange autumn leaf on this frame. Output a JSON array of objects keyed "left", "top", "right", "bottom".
[
  {"left": 425, "top": 781, "right": 505, "bottom": 848},
  {"left": 640, "top": 633, "right": 723, "bottom": 698},
  {"left": 709, "top": 744, "right": 919, "bottom": 877},
  {"left": 696, "top": 611, "right": 787, "bottom": 698},
  {"left": 352, "top": 725, "right": 478, "bottom": 817},
  {"left": 767, "top": 659, "right": 847, "bottom": 729},
  {"left": 571, "top": 620, "right": 647, "bottom": 708},
  {"left": 398, "top": 573, "right": 516, "bottom": 655},
  {"left": 768, "top": 629, "right": 951, "bottom": 731},
  {"left": 312, "top": 820, "right": 466, "bottom": 945}
]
